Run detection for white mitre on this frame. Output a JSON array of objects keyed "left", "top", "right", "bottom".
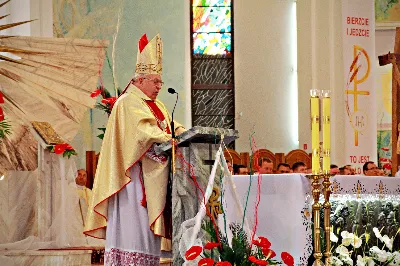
[{"left": 135, "top": 33, "right": 163, "bottom": 76}]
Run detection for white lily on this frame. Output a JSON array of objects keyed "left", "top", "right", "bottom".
[
  {"left": 341, "top": 231, "right": 354, "bottom": 247},
  {"left": 336, "top": 246, "right": 350, "bottom": 257},
  {"left": 381, "top": 235, "right": 393, "bottom": 251},
  {"left": 352, "top": 234, "right": 362, "bottom": 248},
  {"left": 331, "top": 231, "right": 339, "bottom": 243},
  {"left": 373, "top": 227, "right": 383, "bottom": 241},
  {"left": 357, "top": 255, "right": 375, "bottom": 266}
]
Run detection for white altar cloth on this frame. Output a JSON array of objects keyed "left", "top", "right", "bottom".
[{"left": 222, "top": 174, "right": 400, "bottom": 265}]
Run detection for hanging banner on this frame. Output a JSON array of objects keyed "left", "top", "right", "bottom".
[{"left": 342, "top": 0, "right": 376, "bottom": 174}]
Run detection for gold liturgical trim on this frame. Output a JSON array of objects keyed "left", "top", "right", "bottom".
[{"left": 31, "top": 121, "right": 64, "bottom": 145}]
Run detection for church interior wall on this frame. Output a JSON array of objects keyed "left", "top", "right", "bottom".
[
  {"left": 297, "top": 0, "right": 346, "bottom": 167},
  {"left": 234, "top": 0, "right": 299, "bottom": 154},
  {"left": 5, "top": 1, "right": 397, "bottom": 169}
]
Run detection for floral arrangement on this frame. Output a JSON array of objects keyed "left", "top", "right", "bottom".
[
  {"left": 90, "top": 85, "right": 122, "bottom": 140},
  {"left": 47, "top": 143, "right": 77, "bottom": 158},
  {"left": 184, "top": 221, "right": 294, "bottom": 266},
  {"left": 90, "top": 86, "right": 120, "bottom": 115},
  {"left": 329, "top": 228, "right": 400, "bottom": 265}
]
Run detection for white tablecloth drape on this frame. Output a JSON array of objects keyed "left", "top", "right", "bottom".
[
  {"left": 222, "top": 174, "right": 400, "bottom": 265},
  {"left": 221, "top": 174, "right": 313, "bottom": 265}
]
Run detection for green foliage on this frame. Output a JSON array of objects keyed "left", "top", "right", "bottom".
[
  {"left": 202, "top": 220, "right": 256, "bottom": 266},
  {"left": 97, "top": 127, "right": 106, "bottom": 140},
  {"left": 63, "top": 149, "right": 77, "bottom": 159},
  {"left": 0, "top": 119, "right": 12, "bottom": 138}
]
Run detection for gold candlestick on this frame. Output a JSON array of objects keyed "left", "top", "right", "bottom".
[
  {"left": 322, "top": 174, "right": 332, "bottom": 265},
  {"left": 310, "top": 89, "right": 320, "bottom": 175},
  {"left": 322, "top": 90, "right": 331, "bottom": 174},
  {"left": 309, "top": 174, "right": 323, "bottom": 265}
]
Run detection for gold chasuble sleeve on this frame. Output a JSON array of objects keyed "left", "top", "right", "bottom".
[{"left": 84, "top": 89, "right": 172, "bottom": 239}]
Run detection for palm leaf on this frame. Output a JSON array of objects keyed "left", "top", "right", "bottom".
[
  {"left": 0, "top": 14, "right": 10, "bottom": 20},
  {"left": 0, "top": 19, "right": 36, "bottom": 32},
  {"left": 0, "top": 0, "right": 10, "bottom": 9},
  {"left": 0, "top": 54, "right": 30, "bottom": 66}
]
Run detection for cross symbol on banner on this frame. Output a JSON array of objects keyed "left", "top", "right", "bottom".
[{"left": 345, "top": 45, "right": 371, "bottom": 146}]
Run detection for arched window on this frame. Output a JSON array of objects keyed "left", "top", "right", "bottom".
[{"left": 191, "top": 0, "right": 235, "bottom": 129}]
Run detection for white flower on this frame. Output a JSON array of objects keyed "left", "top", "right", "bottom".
[
  {"left": 340, "top": 231, "right": 362, "bottom": 248},
  {"left": 330, "top": 256, "right": 343, "bottom": 266},
  {"left": 357, "top": 255, "right": 366, "bottom": 266},
  {"left": 341, "top": 231, "right": 354, "bottom": 246},
  {"left": 373, "top": 227, "right": 383, "bottom": 241},
  {"left": 336, "top": 246, "right": 350, "bottom": 257},
  {"left": 381, "top": 235, "right": 393, "bottom": 251},
  {"left": 340, "top": 254, "right": 353, "bottom": 265},
  {"left": 370, "top": 246, "right": 390, "bottom": 262},
  {"left": 388, "top": 251, "right": 400, "bottom": 266},
  {"left": 357, "top": 255, "right": 375, "bottom": 266},
  {"left": 331, "top": 231, "right": 339, "bottom": 243},
  {"left": 352, "top": 234, "right": 362, "bottom": 248}
]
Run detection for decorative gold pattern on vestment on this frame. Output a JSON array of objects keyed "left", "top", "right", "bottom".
[{"left": 135, "top": 34, "right": 163, "bottom": 75}]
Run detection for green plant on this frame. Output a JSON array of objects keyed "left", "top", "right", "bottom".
[{"left": 0, "top": 119, "right": 12, "bottom": 138}]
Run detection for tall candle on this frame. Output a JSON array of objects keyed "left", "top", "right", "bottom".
[
  {"left": 322, "top": 90, "right": 331, "bottom": 173},
  {"left": 310, "top": 89, "right": 320, "bottom": 174}
]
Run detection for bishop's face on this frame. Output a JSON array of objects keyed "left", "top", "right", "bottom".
[{"left": 138, "top": 74, "right": 164, "bottom": 100}]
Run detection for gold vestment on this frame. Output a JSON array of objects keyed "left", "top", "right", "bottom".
[{"left": 84, "top": 85, "right": 182, "bottom": 240}]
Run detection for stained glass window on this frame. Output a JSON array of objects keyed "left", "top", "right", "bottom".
[
  {"left": 193, "top": 33, "right": 231, "bottom": 55},
  {"left": 193, "top": 0, "right": 231, "bottom": 7},
  {"left": 193, "top": 7, "right": 231, "bottom": 33},
  {"left": 192, "top": 0, "right": 232, "bottom": 55},
  {"left": 191, "top": 0, "right": 234, "bottom": 132}
]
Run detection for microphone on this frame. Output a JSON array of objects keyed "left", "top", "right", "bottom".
[
  {"left": 168, "top": 88, "right": 178, "bottom": 138},
  {"left": 168, "top": 88, "right": 176, "bottom": 94}
]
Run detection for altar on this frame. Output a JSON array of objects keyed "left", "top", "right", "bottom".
[{"left": 222, "top": 174, "right": 400, "bottom": 265}]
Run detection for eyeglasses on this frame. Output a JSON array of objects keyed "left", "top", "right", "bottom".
[{"left": 143, "top": 78, "right": 164, "bottom": 86}]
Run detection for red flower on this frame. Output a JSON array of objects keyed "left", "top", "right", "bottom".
[
  {"left": 262, "top": 248, "right": 276, "bottom": 259},
  {"left": 64, "top": 144, "right": 74, "bottom": 151},
  {"left": 215, "top": 262, "right": 232, "bottom": 266},
  {"left": 185, "top": 246, "right": 202, "bottom": 261},
  {"left": 381, "top": 147, "right": 390, "bottom": 152},
  {"left": 0, "top": 92, "right": 4, "bottom": 103},
  {"left": 101, "top": 97, "right": 117, "bottom": 105},
  {"left": 383, "top": 163, "right": 392, "bottom": 170},
  {"left": 0, "top": 107, "right": 3, "bottom": 122},
  {"left": 198, "top": 258, "right": 214, "bottom": 266},
  {"left": 204, "top": 242, "right": 220, "bottom": 250},
  {"left": 54, "top": 144, "right": 66, "bottom": 154},
  {"left": 252, "top": 237, "right": 271, "bottom": 248},
  {"left": 380, "top": 158, "right": 388, "bottom": 162},
  {"left": 281, "top": 252, "right": 294, "bottom": 266},
  {"left": 248, "top": 256, "right": 269, "bottom": 265},
  {"left": 90, "top": 89, "right": 102, "bottom": 98}
]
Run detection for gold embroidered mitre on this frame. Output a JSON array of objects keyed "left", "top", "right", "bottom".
[{"left": 135, "top": 33, "right": 163, "bottom": 76}]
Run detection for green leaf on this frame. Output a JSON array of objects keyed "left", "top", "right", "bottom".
[{"left": 97, "top": 134, "right": 104, "bottom": 140}]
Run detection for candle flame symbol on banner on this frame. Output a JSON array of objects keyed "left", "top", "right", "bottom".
[{"left": 345, "top": 45, "right": 370, "bottom": 146}]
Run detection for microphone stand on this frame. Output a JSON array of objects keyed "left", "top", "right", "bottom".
[{"left": 171, "top": 92, "right": 178, "bottom": 175}]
